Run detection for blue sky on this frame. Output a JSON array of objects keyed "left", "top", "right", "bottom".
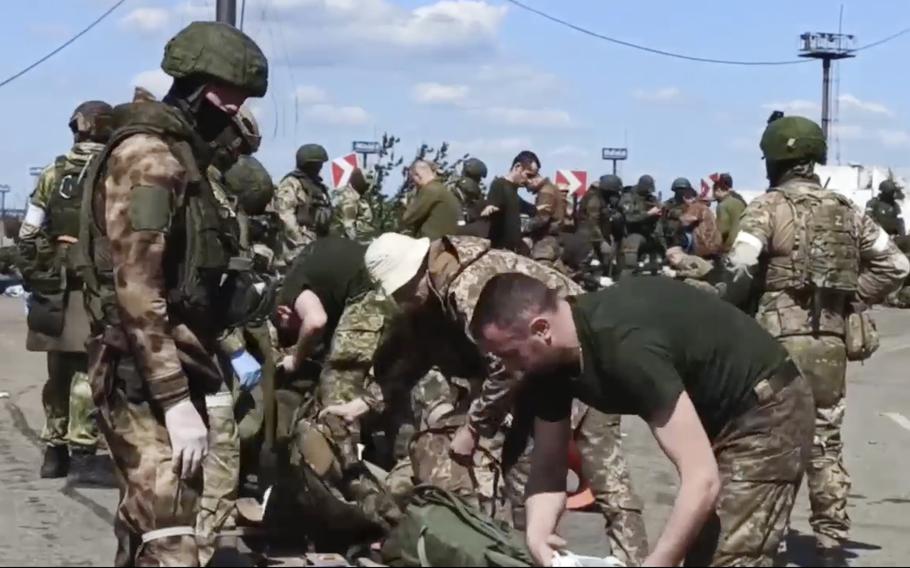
[{"left": 1, "top": 0, "right": 909, "bottom": 207}]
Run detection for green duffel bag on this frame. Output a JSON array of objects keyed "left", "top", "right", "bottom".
[{"left": 382, "top": 485, "right": 533, "bottom": 567}]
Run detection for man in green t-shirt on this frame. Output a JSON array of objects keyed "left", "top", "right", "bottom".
[
  {"left": 401, "top": 159, "right": 460, "bottom": 239},
  {"left": 470, "top": 274, "right": 814, "bottom": 567}
]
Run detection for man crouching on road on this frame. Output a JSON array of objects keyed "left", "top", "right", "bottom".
[{"left": 471, "top": 273, "right": 814, "bottom": 567}]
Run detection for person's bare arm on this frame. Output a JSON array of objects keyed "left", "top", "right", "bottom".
[
  {"left": 526, "top": 417, "right": 571, "bottom": 567},
  {"left": 291, "top": 289, "right": 328, "bottom": 371},
  {"left": 644, "top": 392, "right": 721, "bottom": 567}
]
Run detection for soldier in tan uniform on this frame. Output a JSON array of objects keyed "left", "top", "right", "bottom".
[
  {"left": 77, "top": 22, "right": 268, "bottom": 566},
  {"left": 721, "top": 115, "right": 909, "bottom": 567},
  {"left": 18, "top": 101, "right": 114, "bottom": 486},
  {"left": 332, "top": 167, "right": 375, "bottom": 243},
  {"left": 525, "top": 176, "right": 568, "bottom": 272},
  {"left": 270, "top": 144, "right": 334, "bottom": 271},
  {"left": 361, "top": 233, "right": 649, "bottom": 565}
]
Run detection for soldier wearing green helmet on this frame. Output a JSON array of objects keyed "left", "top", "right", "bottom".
[
  {"left": 721, "top": 115, "right": 909, "bottom": 566},
  {"left": 865, "top": 178, "right": 905, "bottom": 238},
  {"left": 76, "top": 21, "right": 269, "bottom": 566},
  {"left": 18, "top": 100, "right": 115, "bottom": 488},
  {"left": 270, "top": 143, "right": 334, "bottom": 271}
]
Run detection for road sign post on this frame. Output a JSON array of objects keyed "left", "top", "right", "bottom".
[
  {"left": 602, "top": 147, "right": 629, "bottom": 175},
  {"left": 352, "top": 141, "right": 382, "bottom": 169}
]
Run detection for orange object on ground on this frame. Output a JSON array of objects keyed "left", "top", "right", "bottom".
[{"left": 566, "top": 439, "right": 595, "bottom": 510}]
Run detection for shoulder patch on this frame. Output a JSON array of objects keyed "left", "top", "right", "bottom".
[{"left": 129, "top": 185, "right": 173, "bottom": 232}]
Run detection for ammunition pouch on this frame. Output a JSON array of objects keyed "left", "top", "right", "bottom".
[
  {"left": 26, "top": 268, "right": 68, "bottom": 337},
  {"left": 845, "top": 302, "right": 880, "bottom": 362},
  {"left": 216, "top": 258, "right": 277, "bottom": 329}
]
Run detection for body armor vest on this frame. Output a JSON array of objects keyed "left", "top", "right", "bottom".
[{"left": 47, "top": 153, "right": 96, "bottom": 240}]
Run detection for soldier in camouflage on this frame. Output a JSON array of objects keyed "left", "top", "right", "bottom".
[
  {"left": 525, "top": 176, "right": 568, "bottom": 273},
  {"left": 721, "top": 115, "right": 909, "bottom": 567},
  {"left": 18, "top": 100, "right": 115, "bottom": 486},
  {"left": 332, "top": 167, "right": 375, "bottom": 243},
  {"left": 76, "top": 22, "right": 269, "bottom": 565},
  {"left": 618, "top": 174, "right": 662, "bottom": 277},
  {"left": 576, "top": 174, "right": 625, "bottom": 276},
  {"left": 865, "top": 179, "right": 905, "bottom": 238},
  {"left": 362, "top": 233, "right": 649, "bottom": 565},
  {"left": 451, "top": 157, "right": 489, "bottom": 224},
  {"left": 270, "top": 144, "right": 334, "bottom": 271}
]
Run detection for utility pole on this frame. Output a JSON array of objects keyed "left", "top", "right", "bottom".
[
  {"left": 216, "top": 0, "right": 237, "bottom": 26},
  {"left": 798, "top": 32, "right": 855, "bottom": 141},
  {"left": 0, "top": 185, "right": 9, "bottom": 220}
]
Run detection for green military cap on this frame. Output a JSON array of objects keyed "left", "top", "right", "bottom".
[{"left": 760, "top": 115, "right": 827, "bottom": 165}]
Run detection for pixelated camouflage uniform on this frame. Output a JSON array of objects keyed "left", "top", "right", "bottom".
[
  {"left": 291, "top": 288, "right": 403, "bottom": 531},
  {"left": 269, "top": 171, "right": 333, "bottom": 271},
  {"left": 19, "top": 143, "right": 102, "bottom": 451},
  {"left": 618, "top": 191, "right": 661, "bottom": 276},
  {"left": 79, "top": 101, "right": 246, "bottom": 566},
  {"left": 332, "top": 184, "right": 374, "bottom": 243},
  {"left": 727, "top": 174, "right": 909, "bottom": 552},
  {"left": 527, "top": 181, "right": 569, "bottom": 274},
  {"left": 416, "top": 236, "right": 648, "bottom": 564}
]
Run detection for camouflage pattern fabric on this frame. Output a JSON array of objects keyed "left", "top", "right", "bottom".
[
  {"left": 865, "top": 195, "right": 905, "bottom": 237},
  {"left": 90, "top": 342, "right": 205, "bottom": 567},
  {"left": 685, "top": 200, "right": 723, "bottom": 258},
  {"left": 686, "top": 372, "right": 814, "bottom": 566},
  {"left": 332, "top": 184, "right": 374, "bottom": 243},
  {"left": 270, "top": 173, "right": 333, "bottom": 271},
  {"left": 42, "top": 352, "right": 97, "bottom": 448},
  {"left": 780, "top": 336, "right": 851, "bottom": 549},
  {"left": 196, "top": 383, "right": 239, "bottom": 566}
]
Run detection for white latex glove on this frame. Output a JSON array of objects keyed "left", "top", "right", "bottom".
[{"left": 164, "top": 399, "right": 209, "bottom": 480}]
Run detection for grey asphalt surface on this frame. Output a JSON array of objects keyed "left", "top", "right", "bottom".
[{"left": 0, "top": 296, "right": 907, "bottom": 566}]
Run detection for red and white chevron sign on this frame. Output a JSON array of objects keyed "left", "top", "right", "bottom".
[
  {"left": 555, "top": 170, "right": 588, "bottom": 197},
  {"left": 331, "top": 153, "right": 359, "bottom": 188}
]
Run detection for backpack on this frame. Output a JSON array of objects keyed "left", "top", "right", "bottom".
[{"left": 381, "top": 486, "right": 533, "bottom": 567}]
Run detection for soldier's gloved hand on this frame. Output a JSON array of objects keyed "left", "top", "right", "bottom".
[
  {"left": 231, "top": 350, "right": 262, "bottom": 391},
  {"left": 164, "top": 399, "right": 209, "bottom": 480},
  {"left": 319, "top": 398, "right": 370, "bottom": 424},
  {"left": 449, "top": 424, "right": 479, "bottom": 467}
]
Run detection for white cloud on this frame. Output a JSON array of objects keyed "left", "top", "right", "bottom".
[
  {"left": 119, "top": 7, "right": 170, "bottom": 34},
  {"left": 304, "top": 104, "right": 371, "bottom": 126},
  {"left": 838, "top": 94, "right": 893, "bottom": 117},
  {"left": 130, "top": 69, "right": 171, "bottom": 99},
  {"left": 246, "top": 0, "right": 508, "bottom": 64},
  {"left": 412, "top": 82, "right": 470, "bottom": 105},
  {"left": 475, "top": 65, "right": 560, "bottom": 93},
  {"left": 294, "top": 85, "right": 329, "bottom": 105},
  {"left": 477, "top": 107, "right": 573, "bottom": 129},
  {"left": 761, "top": 99, "right": 820, "bottom": 114},
  {"left": 633, "top": 87, "right": 683, "bottom": 104}
]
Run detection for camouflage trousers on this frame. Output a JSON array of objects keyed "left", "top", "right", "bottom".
[
  {"left": 686, "top": 366, "right": 814, "bottom": 567},
  {"left": 89, "top": 342, "right": 205, "bottom": 567},
  {"left": 42, "top": 351, "right": 98, "bottom": 449},
  {"left": 779, "top": 336, "right": 851, "bottom": 549},
  {"left": 196, "top": 383, "right": 240, "bottom": 566},
  {"left": 507, "top": 409, "right": 648, "bottom": 566},
  {"left": 291, "top": 411, "right": 403, "bottom": 532}
]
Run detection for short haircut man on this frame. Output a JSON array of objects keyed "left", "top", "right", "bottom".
[{"left": 512, "top": 150, "right": 541, "bottom": 171}]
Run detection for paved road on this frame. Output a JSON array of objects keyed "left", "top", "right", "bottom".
[{"left": 0, "top": 296, "right": 907, "bottom": 566}]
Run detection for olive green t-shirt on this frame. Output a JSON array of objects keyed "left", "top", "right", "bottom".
[
  {"left": 277, "top": 236, "right": 371, "bottom": 338},
  {"left": 530, "top": 277, "right": 788, "bottom": 438}
]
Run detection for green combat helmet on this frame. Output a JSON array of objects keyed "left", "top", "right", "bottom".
[
  {"left": 296, "top": 144, "right": 329, "bottom": 169},
  {"left": 462, "top": 158, "right": 488, "bottom": 181},
  {"left": 760, "top": 115, "right": 827, "bottom": 165},
  {"left": 162, "top": 21, "right": 268, "bottom": 97},
  {"left": 671, "top": 177, "right": 694, "bottom": 193},
  {"left": 636, "top": 174, "right": 655, "bottom": 194},
  {"left": 599, "top": 174, "right": 623, "bottom": 194},
  {"left": 224, "top": 155, "right": 275, "bottom": 215},
  {"left": 69, "top": 100, "right": 113, "bottom": 142},
  {"left": 880, "top": 179, "right": 900, "bottom": 195}
]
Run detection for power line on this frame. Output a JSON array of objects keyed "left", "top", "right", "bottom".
[
  {"left": 504, "top": 0, "right": 808, "bottom": 66},
  {"left": 855, "top": 26, "right": 910, "bottom": 51},
  {"left": 0, "top": 0, "right": 128, "bottom": 89},
  {"left": 505, "top": 0, "right": 910, "bottom": 66}
]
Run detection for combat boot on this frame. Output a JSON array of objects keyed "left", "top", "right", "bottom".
[
  {"left": 40, "top": 445, "right": 70, "bottom": 479},
  {"left": 817, "top": 546, "right": 849, "bottom": 568},
  {"left": 67, "top": 447, "right": 118, "bottom": 488}
]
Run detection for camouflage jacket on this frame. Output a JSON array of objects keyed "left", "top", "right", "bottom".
[
  {"left": 619, "top": 191, "right": 659, "bottom": 236},
  {"left": 332, "top": 184, "right": 374, "bottom": 243},
  {"left": 526, "top": 182, "right": 566, "bottom": 240},
  {"left": 726, "top": 177, "right": 909, "bottom": 339},
  {"left": 269, "top": 171, "right": 333, "bottom": 270},
  {"left": 18, "top": 142, "right": 105, "bottom": 285},
  {"left": 422, "top": 236, "right": 583, "bottom": 436}
]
